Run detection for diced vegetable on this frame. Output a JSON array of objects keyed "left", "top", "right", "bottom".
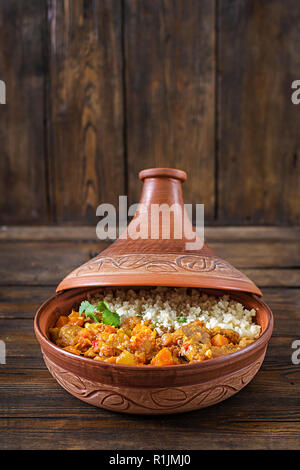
[
  {"left": 56, "top": 315, "right": 69, "bottom": 328},
  {"left": 150, "top": 348, "right": 173, "bottom": 366},
  {"left": 116, "top": 350, "right": 138, "bottom": 365},
  {"left": 68, "top": 310, "right": 85, "bottom": 326},
  {"left": 211, "top": 334, "right": 229, "bottom": 347},
  {"left": 161, "top": 332, "right": 173, "bottom": 346}
]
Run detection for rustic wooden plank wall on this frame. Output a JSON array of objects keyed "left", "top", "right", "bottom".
[
  {"left": 124, "top": 0, "right": 216, "bottom": 217},
  {"left": 47, "top": 0, "right": 125, "bottom": 223},
  {"left": 0, "top": 0, "right": 48, "bottom": 224},
  {"left": 0, "top": 0, "right": 299, "bottom": 225},
  {"left": 218, "top": 0, "right": 300, "bottom": 224}
]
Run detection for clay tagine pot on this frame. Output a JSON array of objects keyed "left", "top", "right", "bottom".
[{"left": 34, "top": 168, "right": 273, "bottom": 414}]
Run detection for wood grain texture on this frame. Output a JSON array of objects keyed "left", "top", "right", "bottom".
[
  {"left": 218, "top": 0, "right": 300, "bottom": 224},
  {"left": 0, "top": 228, "right": 299, "bottom": 448},
  {"left": 0, "top": 415, "right": 299, "bottom": 450},
  {"left": 47, "top": 0, "right": 125, "bottom": 223},
  {"left": 0, "top": 224, "right": 299, "bottom": 286},
  {"left": 1, "top": 225, "right": 299, "bottom": 241},
  {"left": 0, "top": 0, "right": 48, "bottom": 224},
  {"left": 0, "top": 241, "right": 108, "bottom": 285},
  {"left": 0, "top": 1, "right": 300, "bottom": 225},
  {"left": 124, "top": 0, "right": 216, "bottom": 217}
]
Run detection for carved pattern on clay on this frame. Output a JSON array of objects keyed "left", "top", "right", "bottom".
[
  {"left": 43, "top": 353, "right": 263, "bottom": 414},
  {"left": 73, "top": 254, "right": 243, "bottom": 280}
]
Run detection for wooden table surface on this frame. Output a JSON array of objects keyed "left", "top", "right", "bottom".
[{"left": 1, "top": 226, "right": 299, "bottom": 450}]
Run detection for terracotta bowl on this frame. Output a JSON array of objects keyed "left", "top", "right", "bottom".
[{"left": 34, "top": 286, "right": 273, "bottom": 415}]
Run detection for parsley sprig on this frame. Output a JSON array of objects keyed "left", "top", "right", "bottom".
[
  {"left": 79, "top": 300, "right": 100, "bottom": 323},
  {"left": 78, "top": 300, "right": 120, "bottom": 328},
  {"left": 97, "top": 301, "right": 120, "bottom": 327},
  {"left": 177, "top": 317, "right": 187, "bottom": 323}
]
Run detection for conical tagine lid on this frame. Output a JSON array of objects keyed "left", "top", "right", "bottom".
[{"left": 57, "top": 168, "right": 262, "bottom": 296}]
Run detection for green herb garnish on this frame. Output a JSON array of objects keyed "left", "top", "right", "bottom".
[
  {"left": 97, "top": 300, "right": 120, "bottom": 327},
  {"left": 97, "top": 300, "right": 111, "bottom": 312},
  {"left": 78, "top": 299, "right": 120, "bottom": 327},
  {"left": 102, "top": 310, "right": 120, "bottom": 327},
  {"left": 79, "top": 300, "right": 100, "bottom": 323},
  {"left": 177, "top": 317, "right": 187, "bottom": 323},
  {"left": 85, "top": 311, "right": 100, "bottom": 323}
]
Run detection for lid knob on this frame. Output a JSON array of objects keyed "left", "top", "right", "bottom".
[{"left": 139, "top": 168, "right": 187, "bottom": 182}]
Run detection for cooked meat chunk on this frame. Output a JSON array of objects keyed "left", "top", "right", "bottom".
[
  {"left": 211, "top": 327, "right": 240, "bottom": 344},
  {"left": 239, "top": 337, "right": 254, "bottom": 347},
  {"left": 210, "top": 344, "right": 239, "bottom": 359},
  {"left": 122, "top": 315, "right": 142, "bottom": 336},
  {"left": 55, "top": 325, "right": 81, "bottom": 348},
  {"left": 180, "top": 321, "right": 211, "bottom": 345}
]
